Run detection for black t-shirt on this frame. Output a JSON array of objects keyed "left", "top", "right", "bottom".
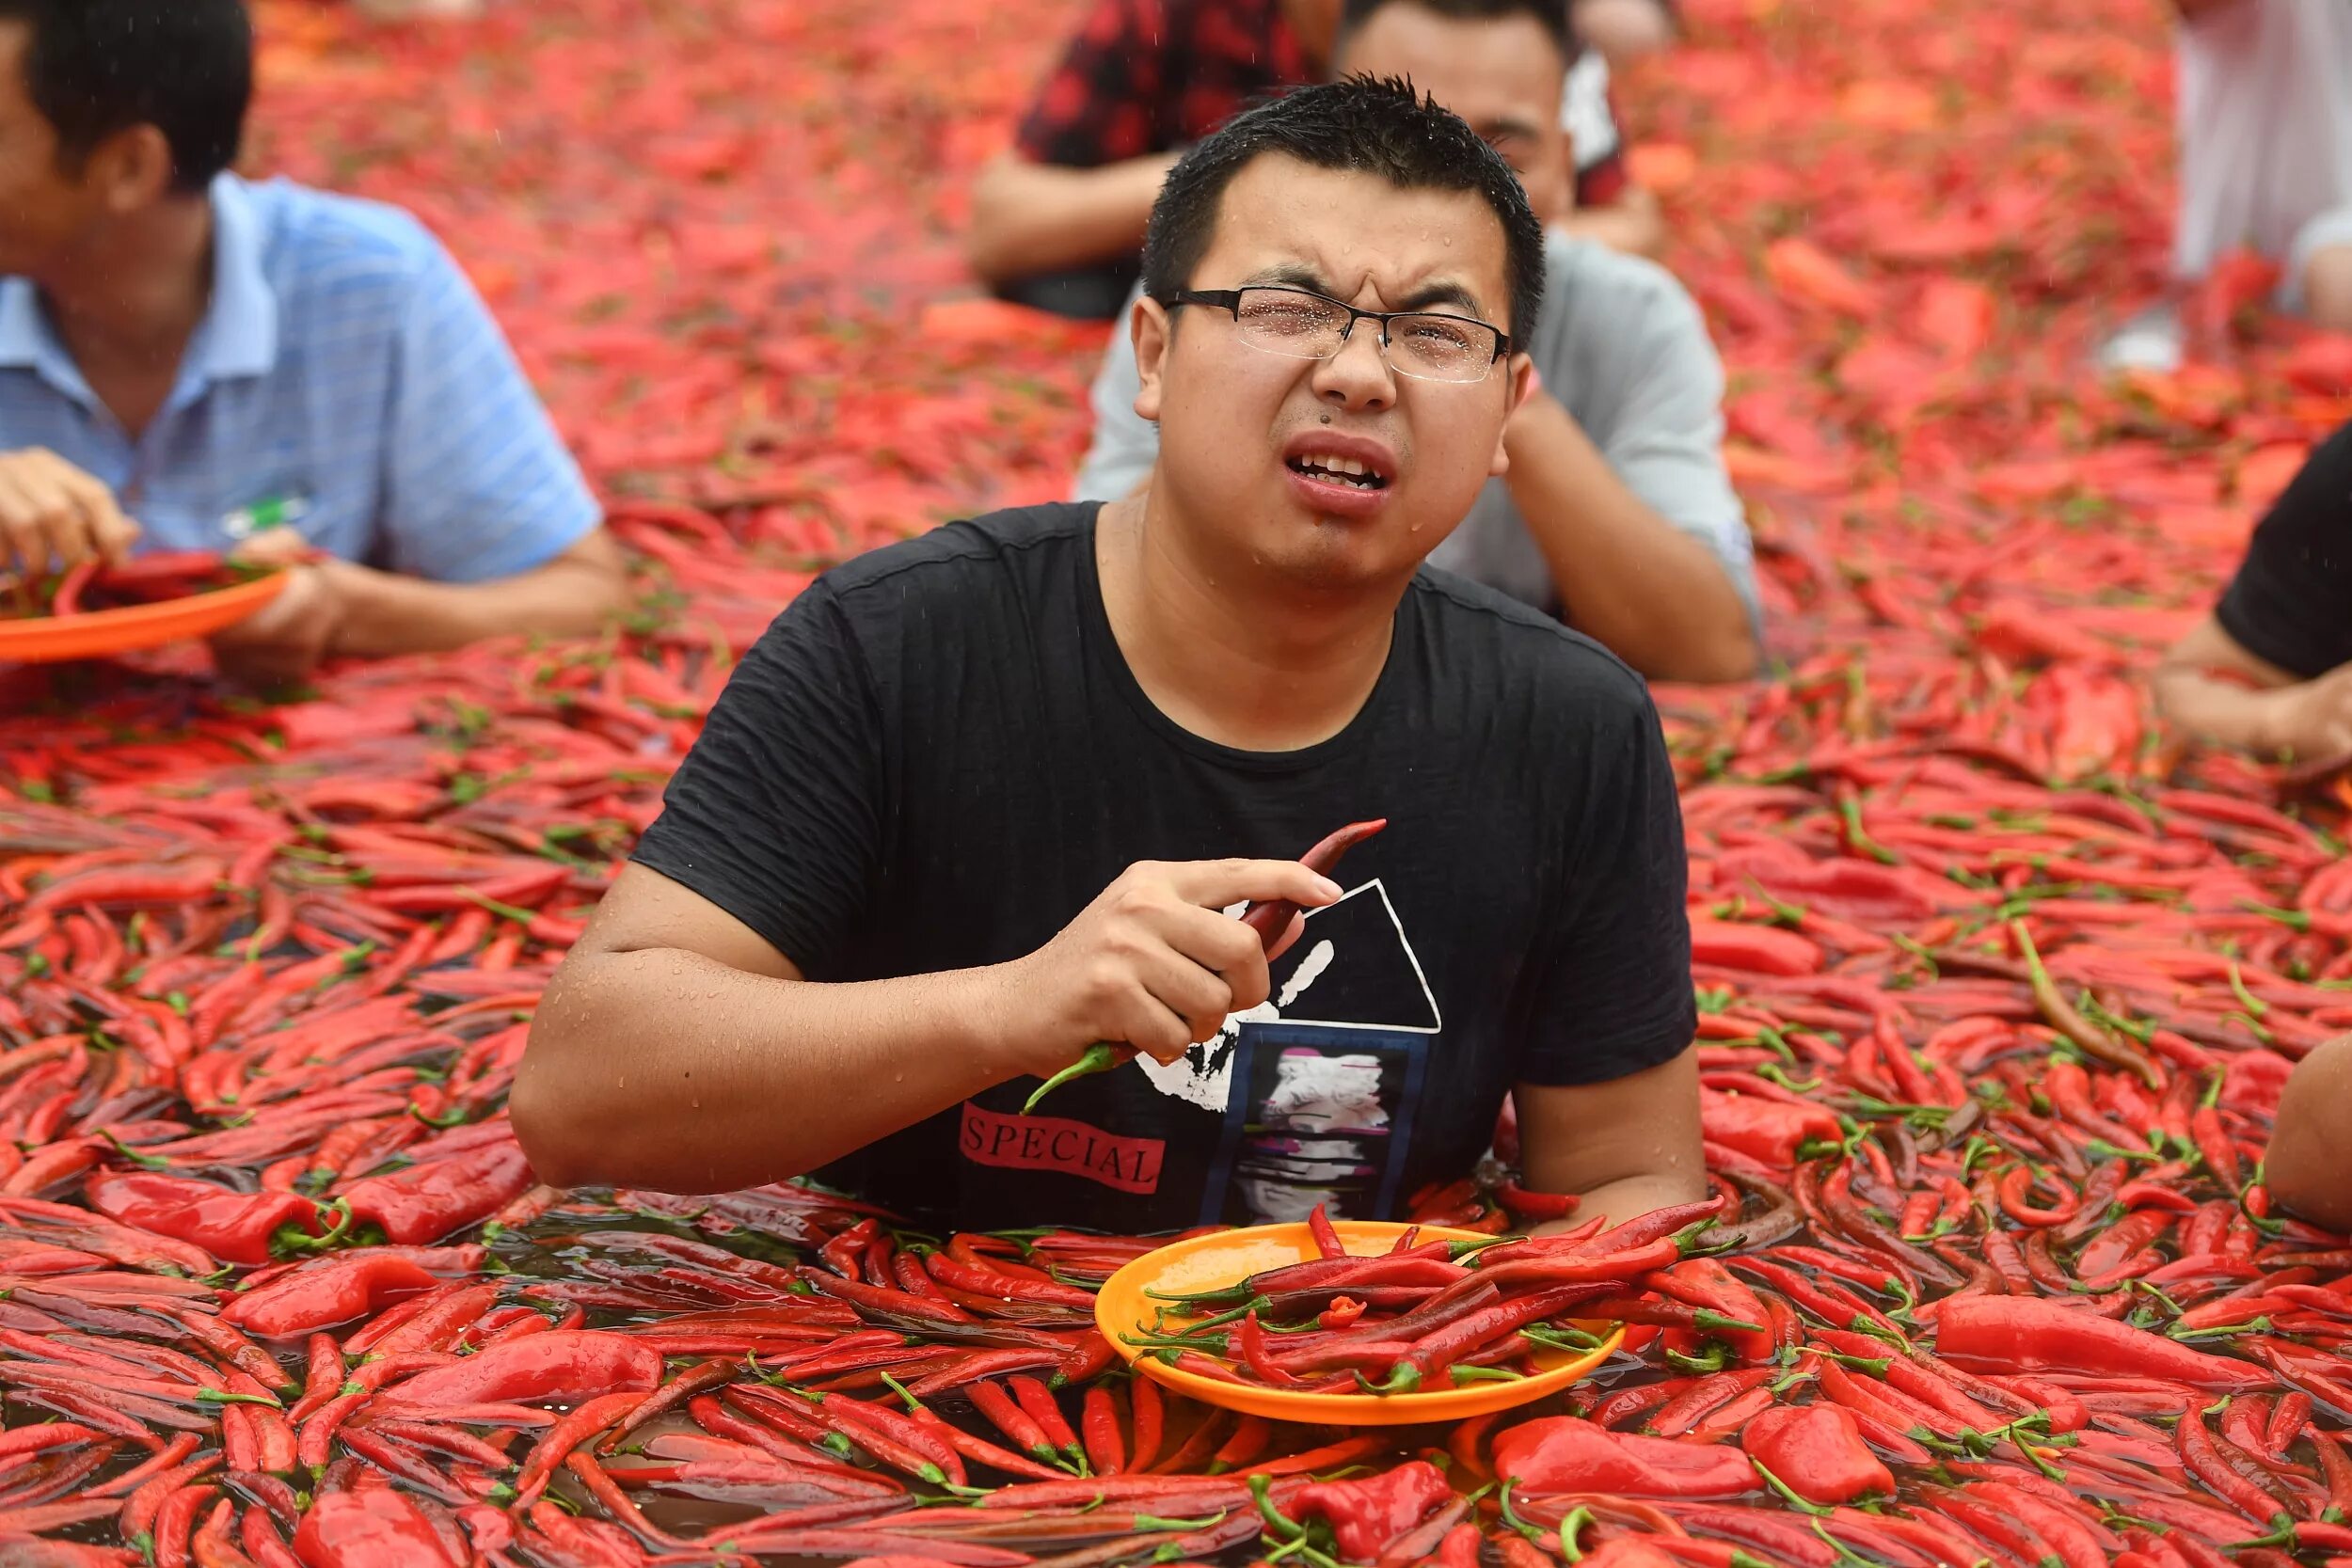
[
  {"left": 632, "top": 503, "right": 1695, "bottom": 1232},
  {"left": 2217, "top": 420, "right": 2352, "bottom": 680}
]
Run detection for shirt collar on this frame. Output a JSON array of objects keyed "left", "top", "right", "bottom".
[
  {"left": 185, "top": 172, "right": 278, "bottom": 382},
  {"left": 0, "top": 173, "right": 278, "bottom": 395}
]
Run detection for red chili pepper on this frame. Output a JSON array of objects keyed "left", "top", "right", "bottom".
[
  {"left": 372, "top": 1331, "right": 661, "bottom": 1412},
  {"left": 84, "top": 1171, "right": 329, "bottom": 1268},
  {"left": 1741, "top": 1404, "right": 1894, "bottom": 1506},
  {"left": 335, "top": 1140, "right": 532, "bottom": 1246},
  {"left": 968, "top": 1378, "right": 1059, "bottom": 1465},
  {"left": 1008, "top": 1375, "right": 1085, "bottom": 1469},
  {"left": 1935, "top": 1295, "right": 2273, "bottom": 1390},
  {"left": 1493, "top": 1417, "right": 1756, "bottom": 1497},
  {"left": 223, "top": 1254, "right": 441, "bottom": 1338},
  {"left": 1288, "top": 1459, "right": 1453, "bottom": 1561},
  {"left": 1079, "top": 1384, "right": 1125, "bottom": 1475},
  {"left": 292, "top": 1482, "right": 461, "bottom": 1566},
  {"left": 1306, "top": 1203, "right": 1347, "bottom": 1259}
]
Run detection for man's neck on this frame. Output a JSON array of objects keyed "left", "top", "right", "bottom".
[
  {"left": 1095, "top": 492, "right": 1405, "bottom": 753},
  {"left": 40, "top": 196, "right": 216, "bottom": 404}
]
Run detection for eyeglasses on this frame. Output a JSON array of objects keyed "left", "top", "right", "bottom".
[{"left": 1166, "top": 285, "right": 1512, "bottom": 384}]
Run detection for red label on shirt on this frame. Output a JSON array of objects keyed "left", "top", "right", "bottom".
[{"left": 959, "top": 1102, "right": 1166, "bottom": 1195}]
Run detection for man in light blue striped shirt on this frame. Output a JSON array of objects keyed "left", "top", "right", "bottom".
[{"left": 0, "top": 0, "right": 623, "bottom": 680}]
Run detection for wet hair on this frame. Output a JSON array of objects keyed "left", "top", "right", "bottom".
[
  {"left": 1339, "top": 0, "right": 1573, "bottom": 63},
  {"left": 0, "top": 0, "right": 252, "bottom": 193},
  {"left": 1142, "top": 74, "right": 1545, "bottom": 338}
]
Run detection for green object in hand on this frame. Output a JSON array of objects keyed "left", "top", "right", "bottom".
[{"left": 1023, "top": 1042, "right": 1123, "bottom": 1114}]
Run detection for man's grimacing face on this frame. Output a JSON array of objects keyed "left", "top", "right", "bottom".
[{"left": 1136, "top": 153, "right": 1531, "bottom": 592}]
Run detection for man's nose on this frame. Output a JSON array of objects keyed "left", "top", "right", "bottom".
[{"left": 1311, "top": 323, "right": 1395, "bottom": 409}]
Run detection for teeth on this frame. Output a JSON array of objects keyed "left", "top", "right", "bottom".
[{"left": 1295, "top": 452, "right": 1377, "bottom": 480}]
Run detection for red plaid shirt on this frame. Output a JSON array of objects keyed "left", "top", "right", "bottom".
[{"left": 1016, "top": 0, "right": 1629, "bottom": 206}]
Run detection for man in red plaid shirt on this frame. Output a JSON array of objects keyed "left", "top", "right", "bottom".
[{"left": 967, "top": 0, "right": 1665, "bottom": 319}]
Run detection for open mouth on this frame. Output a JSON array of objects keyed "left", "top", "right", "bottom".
[{"left": 1285, "top": 454, "right": 1391, "bottom": 490}]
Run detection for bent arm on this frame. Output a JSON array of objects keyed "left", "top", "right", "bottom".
[
  {"left": 324, "top": 527, "right": 629, "bottom": 657},
  {"left": 1514, "top": 1045, "right": 1707, "bottom": 1231},
  {"left": 1503, "top": 393, "right": 1756, "bottom": 682},
  {"left": 1556, "top": 184, "right": 1665, "bottom": 260},
  {"left": 514, "top": 864, "right": 1023, "bottom": 1193},
  {"left": 2267, "top": 1034, "right": 2352, "bottom": 1231},
  {"left": 965, "top": 152, "right": 1178, "bottom": 284}
]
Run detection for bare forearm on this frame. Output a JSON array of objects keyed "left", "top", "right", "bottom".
[
  {"left": 966, "top": 155, "right": 1175, "bottom": 282},
  {"left": 2267, "top": 1034, "right": 2352, "bottom": 1231},
  {"left": 515, "top": 950, "right": 1018, "bottom": 1193},
  {"left": 1567, "top": 1170, "right": 1709, "bottom": 1232},
  {"left": 2152, "top": 665, "right": 2288, "bottom": 752},
  {"left": 1504, "top": 397, "right": 1756, "bottom": 682},
  {"left": 329, "top": 556, "right": 627, "bottom": 657}
]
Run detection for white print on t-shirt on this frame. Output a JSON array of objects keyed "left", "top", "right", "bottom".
[
  {"left": 1136, "top": 879, "right": 1440, "bottom": 1109},
  {"left": 1136, "top": 880, "right": 1446, "bottom": 1223}
]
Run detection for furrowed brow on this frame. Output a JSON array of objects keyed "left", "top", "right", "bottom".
[
  {"left": 1242, "top": 262, "right": 1340, "bottom": 294},
  {"left": 1392, "top": 279, "right": 1488, "bottom": 318}
]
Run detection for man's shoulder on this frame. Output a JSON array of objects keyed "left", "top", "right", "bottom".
[
  {"left": 240, "top": 177, "right": 456, "bottom": 298},
  {"left": 816, "top": 502, "right": 1096, "bottom": 614},
  {"left": 1406, "top": 564, "right": 1652, "bottom": 714},
  {"left": 1541, "top": 233, "right": 1705, "bottom": 345}
]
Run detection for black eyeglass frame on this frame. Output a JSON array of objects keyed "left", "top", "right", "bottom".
[{"left": 1163, "top": 285, "right": 1515, "bottom": 372}]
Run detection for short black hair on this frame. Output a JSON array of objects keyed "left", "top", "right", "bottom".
[
  {"left": 1339, "top": 0, "right": 1573, "bottom": 63},
  {"left": 1142, "top": 75, "right": 1545, "bottom": 341},
  {"left": 0, "top": 0, "right": 252, "bottom": 193}
]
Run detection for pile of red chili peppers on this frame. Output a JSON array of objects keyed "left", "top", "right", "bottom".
[{"left": 1, "top": 0, "right": 2351, "bottom": 1561}]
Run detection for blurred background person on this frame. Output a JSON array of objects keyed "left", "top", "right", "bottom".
[
  {"left": 2103, "top": 0, "right": 2351, "bottom": 371},
  {"left": 966, "top": 0, "right": 1664, "bottom": 320}
]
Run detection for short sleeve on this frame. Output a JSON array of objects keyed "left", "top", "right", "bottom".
[
  {"left": 1071, "top": 288, "right": 1162, "bottom": 501},
  {"left": 1512, "top": 681, "right": 1695, "bottom": 1085},
  {"left": 1583, "top": 276, "right": 1760, "bottom": 629},
  {"left": 1013, "top": 0, "right": 1158, "bottom": 167},
  {"left": 2216, "top": 421, "right": 2352, "bottom": 680},
  {"left": 378, "top": 239, "right": 599, "bottom": 583},
  {"left": 630, "top": 586, "right": 884, "bottom": 977}
]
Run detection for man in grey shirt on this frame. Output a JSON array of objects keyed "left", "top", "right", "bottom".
[{"left": 1075, "top": 0, "right": 1759, "bottom": 683}]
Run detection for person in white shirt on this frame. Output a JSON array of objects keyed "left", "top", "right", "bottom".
[{"left": 2103, "top": 0, "right": 2352, "bottom": 371}]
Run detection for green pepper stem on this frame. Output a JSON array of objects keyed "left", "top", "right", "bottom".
[{"left": 1024, "top": 1043, "right": 1125, "bottom": 1114}]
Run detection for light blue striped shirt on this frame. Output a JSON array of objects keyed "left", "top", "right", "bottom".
[{"left": 0, "top": 174, "right": 597, "bottom": 581}]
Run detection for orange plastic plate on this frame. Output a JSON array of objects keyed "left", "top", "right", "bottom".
[
  {"left": 1095, "top": 1219, "right": 1624, "bottom": 1426},
  {"left": 0, "top": 572, "right": 286, "bottom": 664}
]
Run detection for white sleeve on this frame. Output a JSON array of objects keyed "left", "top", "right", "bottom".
[{"left": 1071, "top": 292, "right": 1162, "bottom": 502}]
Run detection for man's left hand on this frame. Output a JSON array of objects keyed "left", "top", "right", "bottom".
[{"left": 209, "top": 559, "right": 348, "bottom": 686}]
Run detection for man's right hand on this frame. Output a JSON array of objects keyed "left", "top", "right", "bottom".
[
  {"left": 0, "top": 449, "right": 138, "bottom": 577},
  {"left": 995, "top": 859, "right": 1344, "bottom": 1079}
]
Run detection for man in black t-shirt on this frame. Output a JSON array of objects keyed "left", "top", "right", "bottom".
[
  {"left": 515, "top": 78, "right": 1704, "bottom": 1233},
  {"left": 2155, "top": 420, "right": 2352, "bottom": 760}
]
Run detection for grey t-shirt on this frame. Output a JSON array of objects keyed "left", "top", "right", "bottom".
[{"left": 1073, "top": 232, "right": 1759, "bottom": 628}]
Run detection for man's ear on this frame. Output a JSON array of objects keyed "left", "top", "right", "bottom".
[
  {"left": 1132, "top": 296, "right": 1174, "bottom": 424},
  {"left": 1493, "top": 353, "right": 1539, "bottom": 476},
  {"left": 92, "top": 125, "right": 177, "bottom": 214}
]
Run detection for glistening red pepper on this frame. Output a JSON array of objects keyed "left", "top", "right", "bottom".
[
  {"left": 1493, "top": 1416, "right": 1756, "bottom": 1497},
  {"left": 85, "top": 1171, "right": 332, "bottom": 1268},
  {"left": 336, "top": 1141, "right": 533, "bottom": 1246},
  {"left": 1023, "top": 819, "right": 1385, "bottom": 1111},
  {"left": 1740, "top": 1404, "right": 1894, "bottom": 1506},
  {"left": 291, "top": 1481, "right": 461, "bottom": 1567},
  {"left": 1288, "top": 1459, "right": 1454, "bottom": 1560},
  {"left": 223, "top": 1253, "right": 441, "bottom": 1338},
  {"left": 370, "top": 1331, "right": 662, "bottom": 1412},
  {"left": 1935, "top": 1295, "right": 2273, "bottom": 1390}
]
